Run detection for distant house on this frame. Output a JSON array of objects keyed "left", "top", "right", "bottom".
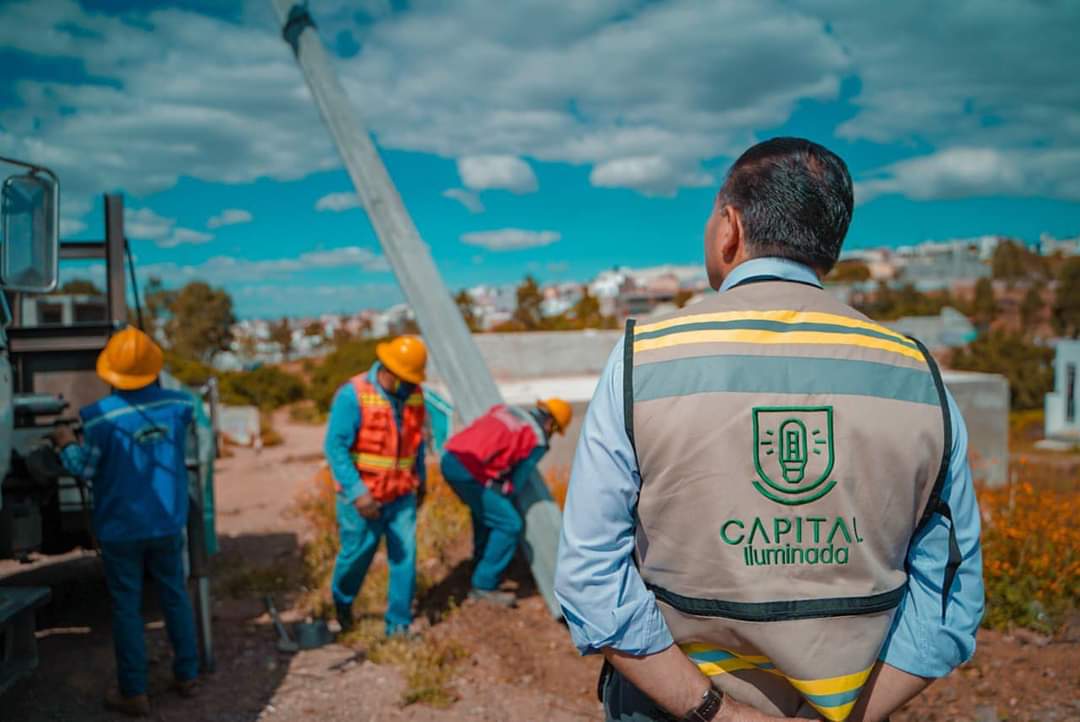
[
  {"left": 885, "top": 307, "right": 976, "bottom": 352},
  {"left": 1045, "top": 339, "right": 1080, "bottom": 441}
]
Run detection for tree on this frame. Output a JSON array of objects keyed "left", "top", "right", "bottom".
[
  {"left": 512, "top": 275, "right": 544, "bottom": 330},
  {"left": 972, "top": 277, "right": 996, "bottom": 329},
  {"left": 304, "top": 320, "right": 324, "bottom": 338},
  {"left": 270, "top": 317, "right": 293, "bottom": 360},
  {"left": 827, "top": 260, "right": 871, "bottom": 284},
  {"left": 673, "top": 288, "right": 695, "bottom": 308},
  {"left": 454, "top": 289, "right": 480, "bottom": 332},
  {"left": 951, "top": 332, "right": 1054, "bottom": 411},
  {"left": 992, "top": 239, "right": 1047, "bottom": 287},
  {"left": 157, "top": 281, "right": 235, "bottom": 363},
  {"left": 571, "top": 286, "right": 605, "bottom": 327},
  {"left": 1053, "top": 257, "right": 1080, "bottom": 338},
  {"left": 1020, "top": 287, "right": 1045, "bottom": 329},
  {"left": 52, "top": 278, "right": 103, "bottom": 295}
]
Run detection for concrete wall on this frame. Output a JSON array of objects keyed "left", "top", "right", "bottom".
[
  {"left": 429, "top": 331, "right": 1011, "bottom": 487},
  {"left": 943, "top": 371, "right": 1010, "bottom": 487}
]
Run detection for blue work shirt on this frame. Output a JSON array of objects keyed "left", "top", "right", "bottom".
[
  {"left": 324, "top": 362, "right": 427, "bottom": 503},
  {"left": 60, "top": 384, "right": 195, "bottom": 543},
  {"left": 554, "top": 257, "right": 985, "bottom": 679}
]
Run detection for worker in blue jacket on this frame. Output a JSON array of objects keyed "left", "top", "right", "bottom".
[{"left": 53, "top": 327, "right": 199, "bottom": 718}]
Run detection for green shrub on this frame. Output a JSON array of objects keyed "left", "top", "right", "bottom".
[
  {"left": 219, "top": 365, "right": 305, "bottom": 410},
  {"left": 308, "top": 338, "right": 381, "bottom": 412}
]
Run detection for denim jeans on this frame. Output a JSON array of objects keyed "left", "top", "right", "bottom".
[
  {"left": 331, "top": 492, "right": 417, "bottom": 635},
  {"left": 99, "top": 533, "right": 199, "bottom": 697},
  {"left": 440, "top": 454, "right": 523, "bottom": 591}
]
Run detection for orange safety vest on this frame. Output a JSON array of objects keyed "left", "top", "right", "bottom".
[{"left": 349, "top": 374, "right": 426, "bottom": 503}]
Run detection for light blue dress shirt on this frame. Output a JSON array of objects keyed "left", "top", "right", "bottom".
[
  {"left": 554, "top": 257, "right": 985, "bottom": 679},
  {"left": 324, "top": 362, "right": 426, "bottom": 503}
]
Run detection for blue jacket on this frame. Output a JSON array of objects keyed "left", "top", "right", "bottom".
[{"left": 60, "top": 385, "right": 195, "bottom": 543}]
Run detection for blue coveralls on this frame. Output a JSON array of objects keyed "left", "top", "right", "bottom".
[
  {"left": 440, "top": 408, "right": 548, "bottom": 591},
  {"left": 60, "top": 384, "right": 200, "bottom": 698},
  {"left": 324, "top": 363, "right": 426, "bottom": 635}
]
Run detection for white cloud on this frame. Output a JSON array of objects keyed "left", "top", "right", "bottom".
[
  {"left": 207, "top": 208, "right": 253, "bottom": 228},
  {"left": 457, "top": 155, "right": 538, "bottom": 193},
  {"left": 125, "top": 207, "right": 175, "bottom": 241},
  {"left": 442, "top": 188, "right": 485, "bottom": 213},
  {"left": 856, "top": 147, "right": 1080, "bottom": 204},
  {"left": 461, "top": 228, "right": 560, "bottom": 251},
  {"left": 60, "top": 218, "right": 88, "bottom": 237},
  {"left": 125, "top": 207, "right": 214, "bottom": 248},
  {"left": 590, "top": 156, "right": 714, "bottom": 197},
  {"left": 159, "top": 228, "right": 213, "bottom": 248},
  {"left": 315, "top": 192, "right": 362, "bottom": 212},
  {"left": 137, "top": 245, "right": 390, "bottom": 284},
  {"left": 2, "top": 0, "right": 1076, "bottom": 204}
]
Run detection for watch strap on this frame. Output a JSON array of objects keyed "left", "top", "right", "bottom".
[{"left": 683, "top": 687, "right": 723, "bottom": 722}]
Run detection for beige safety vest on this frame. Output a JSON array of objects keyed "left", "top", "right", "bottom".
[{"left": 627, "top": 278, "right": 954, "bottom": 721}]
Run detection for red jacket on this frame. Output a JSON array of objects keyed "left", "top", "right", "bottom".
[{"left": 445, "top": 405, "right": 543, "bottom": 485}]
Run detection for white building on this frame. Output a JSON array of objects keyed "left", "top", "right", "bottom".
[{"left": 1045, "top": 339, "right": 1080, "bottom": 440}]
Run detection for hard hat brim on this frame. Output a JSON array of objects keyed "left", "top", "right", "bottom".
[
  {"left": 96, "top": 351, "right": 161, "bottom": 390},
  {"left": 376, "top": 341, "right": 426, "bottom": 384},
  {"left": 537, "top": 400, "right": 569, "bottom": 435}
]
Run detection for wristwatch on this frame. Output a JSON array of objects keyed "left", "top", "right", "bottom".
[{"left": 682, "top": 687, "right": 724, "bottom": 722}]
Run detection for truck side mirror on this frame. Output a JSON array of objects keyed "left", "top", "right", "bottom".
[{"left": 1, "top": 171, "right": 59, "bottom": 293}]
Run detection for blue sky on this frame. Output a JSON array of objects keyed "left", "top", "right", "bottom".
[{"left": 2, "top": 0, "right": 1078, "bottom": 318}]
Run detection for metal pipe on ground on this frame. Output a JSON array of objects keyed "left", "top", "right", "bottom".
[{"left": 269, "top": 0, "right": 564, "bottom": 617}]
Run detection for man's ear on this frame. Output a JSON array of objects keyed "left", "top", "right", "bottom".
[{"left": 719, "top": 205, "right": 744, "bottom": 265}]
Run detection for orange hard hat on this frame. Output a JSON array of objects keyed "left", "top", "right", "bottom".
[
  {"left": 376, "top": 335, "right": 428, "bottom": 384},
  {"left": 96, "top": 327, "right": 164, "bottom": 390},
  {"left": 538, "top": 398, "right": 573, "bottom": 435}
]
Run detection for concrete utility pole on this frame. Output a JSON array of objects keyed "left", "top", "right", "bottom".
[{"left": 271, "top": 1, "right": 564, "bottom": 616}]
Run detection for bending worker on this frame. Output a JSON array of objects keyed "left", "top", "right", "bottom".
[
  {"left": 53, "top": 327, "right": 200, "bottom": 718},
  {"left": 325, "top": 335, "right": 428, "bottom": 637},
  {"left": 441, "top": 398, "right": 572, "bottom": 607},
  {"left": 555, "top": 138, "right": 984, "bottom": 722}
]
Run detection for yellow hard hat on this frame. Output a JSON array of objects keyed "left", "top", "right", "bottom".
[
  {"left": 538, "top": 398, "right": 573, "bottom": 435},
  {"left": 376, "top": 335, "right": 428, "bottom": 384},
  {"left": 96, "top": 327, "right": 164, "bottom": 390}
]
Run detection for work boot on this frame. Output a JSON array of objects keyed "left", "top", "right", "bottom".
[
  {"left": 104, "top": 689, "right": 151, "bottom": 718},
  {"left": 174, "top": 677, "right": 199, "bottom": 698},
  {"left": 335, "top": 602, "right": 354, "bottom": 634},
  {"left": 468, "top": 588, "right": 517, "bottom": 608}
]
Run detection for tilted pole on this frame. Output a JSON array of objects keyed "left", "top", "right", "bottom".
[{"left": 271, "top": 1, "right": 564, "bottom": 617}]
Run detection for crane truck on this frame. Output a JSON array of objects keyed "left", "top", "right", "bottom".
[{"left": 0, "top": 156, "right": 218, "bottom": 695}]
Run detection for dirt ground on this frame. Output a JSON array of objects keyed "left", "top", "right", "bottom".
[{"left": 3, "top": 413, "right": 1078, "bottom": 722}]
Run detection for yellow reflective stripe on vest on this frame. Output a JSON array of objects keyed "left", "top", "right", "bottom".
[
  {"left": 634, "top": 328, "right": 924, "bottom": 362},
  {"left": 636, "top": 309, "right": 912, "bottom": 343},
  {"left": 359, "top": 393, "right": 391, "bottom": 408},
  {"left": 352, "top": 452, "right": 415, "bottom": 471},
  {"left": 680, "top": 643, "right": 872, "bottom": 722}
]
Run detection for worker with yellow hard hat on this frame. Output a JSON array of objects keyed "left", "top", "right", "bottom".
[
  {"left": 440, "top": 397, "right": 572, "bottom": 607},
  {"left": 325, "top": 335, "right": 429, "bottom": 636},
  {"left": 51, "top": 327, "right": 200, "bottom": 716}
]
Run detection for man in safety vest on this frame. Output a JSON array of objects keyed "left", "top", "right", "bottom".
[
  {"left": 52, "top": 327, "right": 200, "bottom": 717},
  {"left": 325, "top": 335, "right": 428, "bottom": 636},
  {"left": 441, "top": 398, "right": 572, "bottom": 607},
  {"left": 555, "top": 138, "right": 984, "bottom": 722}
]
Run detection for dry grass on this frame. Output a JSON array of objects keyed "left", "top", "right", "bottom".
[{"left": 289, "top": 464, "right": 471, "bottom": 706}]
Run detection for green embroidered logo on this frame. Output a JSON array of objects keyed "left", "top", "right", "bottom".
[{"left": 752, "top": 406, "right": 836, "bottom": 506}]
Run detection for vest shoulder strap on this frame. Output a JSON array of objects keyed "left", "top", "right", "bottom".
[
  {"left": 908, "top": 336, "right": 960, "bottom": 621},
  {"left": 623, "top": 318, "right": 639, "bottom": 465}
]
